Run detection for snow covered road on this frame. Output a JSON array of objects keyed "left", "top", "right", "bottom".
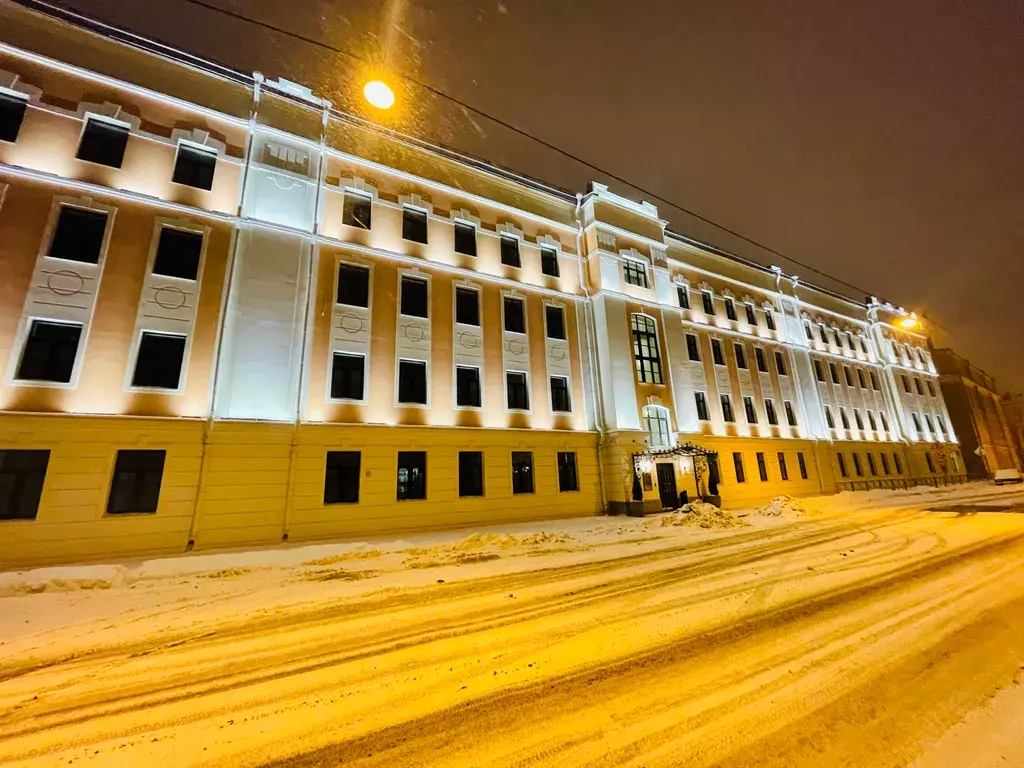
[{"left": 1, "top": 484, "right": 1024, "bottom": 767}]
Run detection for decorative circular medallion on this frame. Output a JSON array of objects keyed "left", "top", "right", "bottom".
[
  {"left": 404, "top": 323, "right": 424, "bottom": 343},
  {"left": 154, "top": 285, "right": 187, "bottom": 310},
  {"left": 508, "top": 339, "right": 525, "bottom": 356},
  {"left": 339, "top": 313, "right": 365, "bottom": 334},
  {"left": 549, "top": 346, "right": 567, "bottom": 362},
  {"left": 458, "top": 332, "right": 479, "bottom": 350},
  {"left": 46, "top": 270, "right": 85, "bottom": 296}
]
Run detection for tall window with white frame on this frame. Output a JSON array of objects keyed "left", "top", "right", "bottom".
[
  {"left": 400, "top": 275, "right": 428, "bottom": 318},
  {"left": 506, "top": 371, "right": 530, "bottom": 411},
  {"left": 453, "top": 221, "right": 477, "bottom": 256},
  {"left": 402, "top": 207, "right": 428, "bottom": 243},
  {"left": 540, "top": 247, "right": 559, "bottom": 277},
  {"left": 642, "top": 405, "right": 672, "bottom": 449},
  {"left": 623, "top": 257, "right": 649, "bottom": 288},
  {"left": 702, "top": 291, "right": 716, "bottom": 316},
  {"left": 500, "top": 235, "right": 521, "bottom": 268},
  {"left": 503, "top": 296, "right": 526, "bottom": 334},
  {"left": 695, "top": 391, "right": 710, "bottom": 421},
  {"left": 550, "top": 376, "right": 571, "bottom": 413},
  {"left": 724, "top": 297, "right": 737, "bottom": 321},
  {"left": 342, "top": 191, "right": 372, "bottom": 229},
  {"left": 631, "top": 314, "right": 663, "bottom": 384}
]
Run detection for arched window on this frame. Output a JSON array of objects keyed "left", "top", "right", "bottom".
[
  {"left": 642, "top": 405, "right": 672, "bottom": 449},
  {"left": 631, "top": 314, "right": 663, "bottom": 384}
]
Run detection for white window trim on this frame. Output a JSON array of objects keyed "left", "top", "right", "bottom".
[
  {"left": 453, "top": 363, "right": 484, "bottom": 411},
  {"left": 642, "top": 404, "right": 673, "bottom": 449},
  {"left": 549, "top": 373, "right": 573, "bottom": 415},
  {"left": 76, "top": 111, "right": 133, "bottom": 166},
  {"left": 327, "top": 350, "right": 368, "bottom": 405},
  {"left": 395, "top": 357, "right": 430, "bottom": 409},
  {"left": 504, "top": 368, "right": 532, "bottom": 414},
  {"left": 327, "top": 256, "right": 373, "bottom": 405}
]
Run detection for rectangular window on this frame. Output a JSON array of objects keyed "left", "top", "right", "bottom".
[
  {"left": 512, "top": 451, "right": 534, "bottom": 494},
  {"left": 397, "top": 451, "right": 426, "bottom": 500},
  {"left": 784, "top": 400, "right": 797, "bottom": 427},
  {"left": 756, "top": 452, "right": 768, "bottom": 482},
  {"left": 550, "top": 376, "right": 571, "bottom": 413},
  {"left": 0, "top": 90, "right": 28, "bottom": 143},
  {"left": 324, "top": 451, "right": 360, "bottom": 504},
  {"left": 915, "top": 378, "right": 924, "bottom": 396},
  {"left": 778, "top": 452, "right": 789, "bottom": 481},
  {"left": 775, "top": 350, "right": 787, "bottom": 376},
  {"left": 557, "top": 452, "right": 579, "bottom": 492},
  {"left": 865, "top": 410, "right": 876, "bottom": 431},
  {"left": 829, "top": 362, "right": 840, "bottom": 384},
  {"left": 77, "top": 116, "right": 129, "bottom": 168},
  {"left": 867, "top": 453, "right": 878, "bottom": 476},
  {"left": 765, "top": 399, "right": 778, "bottom": 426},
  {"left": 506, "top": 371, "right": 530, "bottom": 410},
  {"left": 623, "top": 258, "right": 649, "bottom": 287},
  {"left": 172, "top": 143, "right": 217, "bottom": 191},
  {"left": 721, "top": 393, "right": 735, "bottom": 423},
  {"left": 153, "top": 227, "right": 202, "bottom": 280},
  {"left": 677, "top": 285, "right": 690, "bottom": 309},
  {"left": 797, "top": 452, "right": 808, "bottom": 480},
  {"left": 854, "top": 409, "right": 864, "bottom": 430},
  {"left": 336, "top": 263, "right": 370, "bottom": 307},
  {"left": 402, "top": 207, "right": 428, "bottom": 243},
  {"left": 745, "top": 303, "right": 757, "bottom": 326},
  {"left": 454, "top": 221, "right": 477, "bottom": 256},
  {"left": 686, "top": 333, "right": 700, "bottom": 362},
  {"left": 840, "top": 408, "right": 850, "bottom": 429},
  {"left": 857, "top": 369, "right": 868, "bottom": 389},
  {"left": 853, "top": 453, "right": 863, "bottom": 477},
  {"left": 695, "top": 391, "right": 710, "bottom": 421},
  {"left": 937, "top": 415, "right": 946, "bottom": 435},
  {"left": 925, "top": 453, "right": 937, "bottom": 474},
  {"left": 825, "top": 406, "right": 835, "bottom": 429},
  {"left": 880, "top": 453, "right": 890, "bottom": 475},
  {"left": 765, "top": 310, "right": 776, "bottom": 331},
  {"left": 804, "top": 322, "right": 814, "bottom": 340},
  {"left": 541, "top": 247, "right": 559, "bottom": 277},
  {"left": 733, "top": 452, "right": 746, "bottom": 483},
  {"left": 455, "top": 365, "right": 482, "bottom": 408},
  {"left": 818, "top": 325, "right": 828, "bottom": 344},
  {"left": 331, "top": 352, "right": 365, "bottom": 400},
  {"left": 16, "top": 320, "right": 82, "bottom": 383},
  {"left": 844, "top": 366, "right": 854, "bottom": 387},
  {"left": 734, "top": 343, "right": 747, "bottom": 369},
  {"left": 893, "top": 453, "right": 903, "bottom": 474},
  {"left": 132, "top": 332, "right": 186, "bottom": 389},
  {"left": 503, "top": 296, "right": 526, "bottom": 333},
  {"left": 500, "top": 235, "right": 521, "bottom": 267},
  {"left": 49, "top": 206, "right": 108, "bottom": 264},
  {"left": 903, "top": 375, "right": 911, "bottom": 393},
  {"left": 400, "top": 276, "right": 428, "bottom": 318},
  {"left": 107, "top": 450, "right": 164, "bottom": 514},
  {"left": 0, "top": 450, "right": 50, "bottom": 520},
  {"left": 880, "top": 411, "right": 889, "bottom": 432},
  {"left": 724, "top": 297, "right": 737, "bottom": 321},
  {"left": 631, "top": 314, "right": 663, "bottom": 384},
  {"left": 458, "top": 451, "right": 484, "bottom": 497},
  {"left": 927, "top": 380, "right": 935, "bottom": 398},
  {"left": 455, "top": 286, "right": 480, "bottom": 326},
  {"left": 912, "top": 412, "right": 922, "bottom": 432},
  {"left": 397, "top": 359, "right": 428, "bottom": 405},
  {"left": 702, "top": 291, "right": 715, "bottom": 316},
  {"left": 342, "top": 192, "right": 372, "bottom": 229},
  {"left": 838, "top": 453, "right": 848, "bottom": 478},
  {"left": 755, "top": 347, "right": 767, "bottom": 372},
  {"left": 546, "top": 305, "right": 566, "bottom": 340},
  {"left": 871, "top": 371, "right": 880, "bottom": 390},
  {"left": 924, "top": 414, "right": 934, "bottom": 433},
  {"left": 743, "top": 395, "right": 757, "bottom": 424},
  {"left": 814, "top": 359, "right": 825, "bottom": 382},
  {"left": 711, "top": 339, "right": 725, "bottom": 366}
]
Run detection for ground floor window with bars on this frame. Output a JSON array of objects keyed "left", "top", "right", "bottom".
[
  {"left": 642, "top": 406, "right": 672, "bottom": 449},
  {"left": 630, "top": 314, "right": 663, "bottom": 384}
]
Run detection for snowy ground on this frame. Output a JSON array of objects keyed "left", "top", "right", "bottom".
[{"left": 2, "top": 481, "right": 1024, "bottom": 767}]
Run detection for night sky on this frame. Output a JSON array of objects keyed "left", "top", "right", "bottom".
[{"left": 46, "top": 0, "right": 1024, "bottom": 388}]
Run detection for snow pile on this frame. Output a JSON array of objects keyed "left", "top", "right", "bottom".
[
  {"left": 0, "top": 564, "right": 128, "bottom": 597},
  {"left": 659, "top": 501, "right": 748, "bottom": 529},
  {"left": 402, "top": 531, "right": 574, "bottom": 569},
  {"left": 757, "top": 496, "right": 817, "bottom": 517}
]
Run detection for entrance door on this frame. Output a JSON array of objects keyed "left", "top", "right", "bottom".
[{"left": 656, "top": 463, "right": 678, "bottom": 509}]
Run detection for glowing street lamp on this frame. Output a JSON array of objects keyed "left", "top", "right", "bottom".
[
  {"left": 363, "top": 80, "right": 395, "bottom": 110},
  {"left": 897, "top": 316, "right": 920, "bottom": 330}
]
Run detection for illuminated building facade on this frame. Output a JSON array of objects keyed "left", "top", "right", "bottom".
[{"left": 0, "top": 3, "right": 963, "bottom": 565}]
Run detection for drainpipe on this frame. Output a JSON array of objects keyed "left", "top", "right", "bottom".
[
  {"left": 186, "top": 73, "right": 263, "bottom": 550},
  {"left": 575, "top": 192, "right": 608, "bottom": 513}
]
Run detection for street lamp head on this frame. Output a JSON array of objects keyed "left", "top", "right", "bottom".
[
  {"left": 363, "top": 80, "right": 395, "bottom": 110},
  {"left": 898, "top": 316, "right": 919, "bottom": 330}
]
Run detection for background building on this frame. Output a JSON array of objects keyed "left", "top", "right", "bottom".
[{"left": 0, "top": 1, "right": 964, "bottom": 566}]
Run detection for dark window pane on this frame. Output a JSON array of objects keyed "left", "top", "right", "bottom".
[
  {"left": 765, "top": 399, "right": 778, "bottom": 425},
  {"left": 330, "top": 353, "right": 364, "bottom": 400},
  {"left": 785, "top": 400, "right": 798, "bottom": 427},
  {"left": 324, "top": 451, "right": 360, "bottom": 504},
  {"left": 336, "top": 264, "right": 370, "bottom": 307},
  {"left": 512, "top": 451, "right": 534, "bottom": 494},
  {"left": 541, "top": 247, "right": 559, "bottom": 277},
  {"left": 500, "top": 236, "right": 521, "bottom": 267},
  {"left": 702, "top": 292, "right": 715, "bottom": 315},
  {"left": 755, "top": 347, "right": 767, "bottom": 372},
  {"left": 725, "top": 298, "right": 737, "bottom": 321},
  {"left": 756, "top": 452, "right": 768, "bottom": 481},
  {"left": 623, "top": 259, "right": 648, "bottom": 287},
  {"left": 0, "top": 91, "right": 28, "bottom": 143},
  {"left": 152, "top": 227, "right": 203, "bottom": 280},
  {"left": 459, "top": 451, "right": 484, "bottom": 497},
  {"left": 506, "top": 371, "right": 529, "bottom": 410},
  {"left": 677, "top": 286, "right": 690, "bottom": 309},
  {"left": 631, "top": 314, "right": 663, "bottom": 384},
  {"left": 132, "top": 332, "right": 186, "bottom": 389},
  {"left": 721, "top": 394, "right": 734, "bottom": 423},
  {"left": 775, "top": 351, "right": 787, "bottom": 376},
  {"left": 402, "top": 208, "right": 428, "bottom": 243},
  {"left": 557, "top": 451, "right": 578, "bottom": 492},
  {"left": 16, "top": 321, "right": 82, "bottom": 383},
  {"left": 712, "top": 339, "right": 724, "bottom": 366},
  {"left": 455, "top": 366, "right": 481, "bottom": 407},
  {"left": 397, "top": 451, "right": 426, "bottom": 500},
  {"left": 853, "top": 453, "right": 864, "bottom": 477},
  {"left": 830, "top": 363, "right": 840, "bottom": 384},
  {"left": 0, "top": 450, "right": 50, "bottom": 520},
  {"left": 825, "top": 407, "right": 835, "bottom": 429},
  {"left": 814, "top": 360, "right": 825, "bottom": 382},
  {"left": 342, "top": 193, "right": 372, "bottom": 229},
  {"left": 397, "top": 360, "right": 427, "bottom": 405},
  {"left": 503, "top": 297, "right": 526, "bottom": 334},
  {"left": 172, "top": 143, "right": 216, "bottom": 191},
  {"left": 545, "top": 305, "right": 566, "bottom": 340},
  {"left": 455, "top": 287, "right": 480, "bottom": 326},
  {"left": 745, "top": 304, "right": 757, "bottom": 325},
  {"left": 765, "top": 311, "right": 776, "bottom": 331},
  {"left": 551, "top": 376, "right": 571, "bottom": 412},
  {"left": 107, "top": 450, "right": 164, "bottom": 514},
  {"left": 49, "top": 206, "right": 108, "bottom": 264},
  {"left": 778, "top": 452, "right": 789, "bottom": 480},
  {"left": 77, "top": 117, "right": 129, "bottom": 168},
  {"left": 734, "top": 343, "right": 747, "bottom": 369},
  {"left": 686, "top": 333, "right": 700, "bottom": 362},
  {"left": 454, "top": 221, "right": 477, "bottom": 256},
  {"left": 798, "top": 452, "right": 808, "bottom": 479},
  {"left": 695, "top": 392, "right": 709, "bottom": 421},
  {"left": 744, "top": 396, "right": 757, "bottom": 424},
  {"left": 400, "top": 276, "right": 428, "bottom": 318},
  {"left": 733, "top": 452, "right": 745, "bottom": 483}
]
